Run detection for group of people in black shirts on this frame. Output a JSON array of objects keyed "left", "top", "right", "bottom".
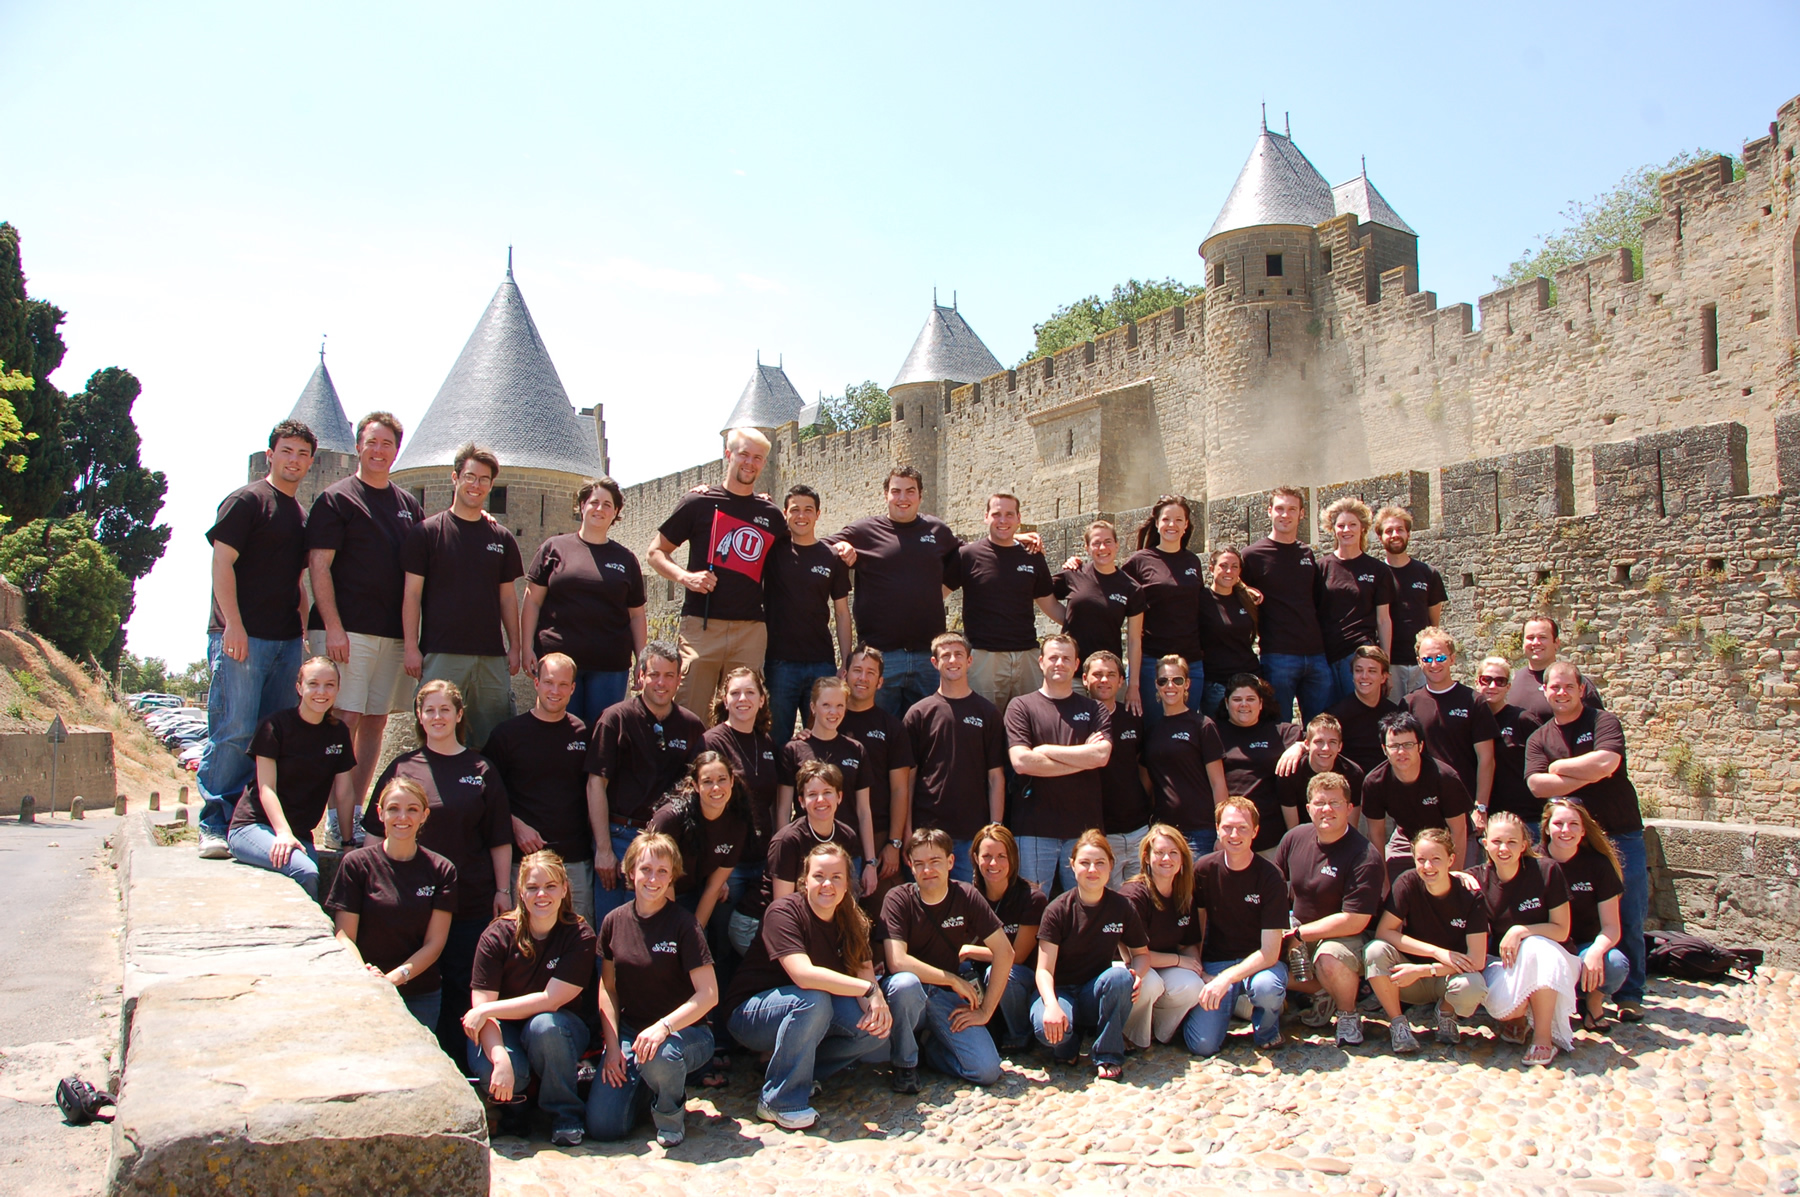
[{"left": 196, "top": 413, "right": 1649, "bottom": 1148}]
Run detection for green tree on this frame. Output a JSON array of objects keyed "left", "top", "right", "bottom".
[
  {"left": 1494, "top": 150, "right": 1740, "bottom": 293},
  {"left": 1021, "top": 277, "right": 1203, "bottom": 364},
  {"left": 0, "top": 358, "right": 32, "bottom": 501},
  {"left": 118, "top": 650, "right": 171, "bottom": 694},
  {"left": 799, "top": 380, "right": 892, "bottom": 440},
  {"left": 0, "top": 224, "right": 71, "bottom": 523},
  {"left": 0, "top": 514, "right": 131, "bottom": 662},
  {"left": 61, "top": 367, "right": 170, "bottom": 580}
]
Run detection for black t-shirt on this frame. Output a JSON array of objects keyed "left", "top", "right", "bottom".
[
  {"left": 1194, "top": 852, "right": 1290, "bottom": 962},
  {"left": 702, "top": 723, "right": 780, "bottom": 848},
  {"left": 400, "top": 510, "right": 525, "bottom": 657},
  {"left": 1362, "top": 756, "right": 1473, "bottom": 857},
  {"left": 362, "top": 748, "right": 512, "bottom": 920},
  {"left": 648, "top": 801, "right": 750, "bottom": 894},
  {"left": 586, "top": 697, "right": 705, "bottom": 820},
  {"left": 325, "top": 845, "right": 458, "bottom": 995},
  {"left": 726, "top": 893, "right": 860, "bottom": 1012},
  {"left": 840, "top": 705, "right": 914, "bottom": 842},
  {"left": 983, "top": 879, "right": 1049, "bottom": 968},
  {"left": 231, "top": 708, "right": 356, "bottom": 837},
  {"left": 599, "top": 899, "right": 713, "bottom": 1029},
  {"left": 829, "top": 514, "right": 961, "bottom": 652},
  {"left": 1318, "top": 553, "right": 1397, "bottom": 663},
  {"left": 1487, "top": 703, "right": 1541, "bottom": 819},
  {"left": 1327, "top": 694, "right": 1401, "bottom": 776},
  {"left": 1215, "top": 719, "right": 1302, "bottom": 851},
  {"left": 657, "top": 487, "right": 786, "bottom": 622},
  {"left": 1142, "top": 709, "right": 1225, "bottom": 833},
  {"left": 1507, "top": 666, "right": 1604, "bottom": 724},
  {"left": 483, "top": 712, "right": 592, "bottom": 861},
  {"left": 753, "top": 817, "right": 860, "bottom": 915},
  {"left": 1524, "top": 709, "right": 1641, "bottom": 834},
  {"left": 1095, "top": 703, "right": 1151, "bottom": 834},
  {"left": 1275, "top": 754, "right": 1365, "bottom": 823},
  {"left": 881, "top": 881, "right": 1004, "bottom": 973},
  {"left": 778, "top": 731, "right": 866, "bottom": 806},
  {"left": 1406, "top": 683, "right": 1499, "bottom": 796},
  {"left": 526, "top": 535, "right": 646, "bottom": 671},
  {"left": 1054, "top": 564, "right": 1143, "bottom": 662},
  {"left": 1386, "top": 559, "right": 1448, "bottom": 666},
  {"left": 207, "top": 479, "right": 307, "bottom": 640},
  {"left": 1121, "top": 547, "right": 1204, "bottom": 660},
  {"left": 306, "top": 476, "right": 426, "bottom": 639},
  {"left": 1273, "top": 824, "right": 1385, "bottom": 924},
  {"left": 1239, "top": 537, "right": 1324, "bottom": 657},
  {"left": 1384, "top": 867, "right": 1488, "bottom": 956},
  {"left": 1037, "top": 888, "right": 1147, "bottom": 987},
  {"left": 1004, "top": 690, "right": 1111, "bottom": 839},
  {"left": 471, "top": 915, "right": 597, "bottom": 1000},
  {"left": 1552, "top": 847, "right": 1625, "bottom": 946},
  {"left": 1475, "top": 858, "right": 1569, "bottom": 943},
  {"left": 1196, "top": 587, "right": 1260, "bottom": 678},
  {"left": 764, "top": 539, "right": 850, "bottom": 663},
  {"left": 905, "top": 691, "right": 1006, "bottom": 839},
  {"left": 959, "top": 539, "right": 1053, "bottom": 652},
  {"left": 1120, "top": 878, "right": 1202, "bottom": 955}
]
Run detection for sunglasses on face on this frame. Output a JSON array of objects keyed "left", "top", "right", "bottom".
[
  {"left": 1420, "top": 654, "right": 1450, "bottom": 664},
  {"left": 1155, "top": 677, "right": 1188, "bottom": 687},
  {"left": 1477, "top": 675, "right": 1509, "bottom": 685}
]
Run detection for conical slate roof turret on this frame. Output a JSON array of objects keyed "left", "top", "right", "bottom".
[
  {"left": 1331, "top": 170, "right": 1416, "bottom": 236},
  {"left": 288, "top": 357, "right": 355, "bottom": 454},
  {"left": 891, "top": 301, "right": 1003, "bottom": 389},
  {"left": 1203, "top": 126, "right": 1335, "bottom": 246},
  {"left": 722, "top": 359, "right": 804, "bottom": 433},
  {"left": 394, "top": 265, "right": 603, "bottom": 477}
]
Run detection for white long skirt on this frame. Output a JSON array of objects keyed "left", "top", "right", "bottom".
[{"left": 1481, "top": 937, "right": 1580, "bottom": 1051}]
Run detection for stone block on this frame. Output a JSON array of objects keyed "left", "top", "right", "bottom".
[
  {"left": 1315, "top": 470, "right": 1431, "bottom": 532},
  {"left": 1649, "top": 818, "right": 1756, "bottom": 874},
  {"left": 1776, "top": 411, "right": 1800, "bottom": 495},
  {"left": 1439, "top": 446, "right": 1572, "bottom": 537},
  {"left": 1594, "top": 423, "right": 1748, "bottom": 515},
  {"left": 1207, "top": 489, "right": 1306, "bottom": 550}
]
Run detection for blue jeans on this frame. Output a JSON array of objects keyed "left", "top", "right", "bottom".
[
  {"left": 197, "top": 633, "right": 304, "bottom": 836},
  {"left": 437, "top": 916, "right": 487, "bottom": 1064},
  {"left": 1610, "top": 830, "right": 1649, "bottom": 1003},
  {"left": 1198, "top": 681, "right": 1227, "bottom": 721},
  {"left": 1571, "top": 940, "right": 1631, "bottom": 997},
  {"left": 593, "top": 823, "right": 638, "bottom": 923},
  {"left": 766, "top": 659, "right": 839, "bottom": 743},
  {"left": 728, "top": 985, "right": 889, "bottom": 1113},
  {"left": 226, "top": 823, "right": 319, "bottom": 898},
  {"left": 1260, "top": 652, "right": 1332, "bottom": 725},
  {"left": 1138, "top": 662, "right": 1205, "bottom": 735},
  {"left": 1326, "top": 654, "right": 1359, "bottom": 708},
  {"left": 882, "top": 972, "right": 1002, "bottom": 1084},
  {"left": 585, "top": 1023, "right": 714, "bottom": 1140},
  {"left": 467, "top": 1011, "right": 591, "bottom": 1131},
  {"left": 569, "top": 670, "right": 629, "bottom": 727},
  {"left": 1185, "top": 829, "right": 1218, "bottom": 860},
  {"left": 876, "top": 650, "right": 939, "bottom": 720},
  {"left": 948, "top": 838, "right": 974, "bottom": 885},
  {"left": 1181, "top": 961, "right": 1288, "bottom": 1055},
  {"left": 1016, "top": 836, "right": 1079, "bottom": 894},
  {"left": 1032, "top": 967, "right": 1135, "bottom": 1066},
  {"left": 985, "top": 962, "right": 1036, "bottom": 1048},
  {"left": 403, "top": 990, "right": 442, "bottom": 1030}
]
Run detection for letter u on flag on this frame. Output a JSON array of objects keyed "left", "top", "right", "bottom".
[{"left": 708, "top": 509, "right": 775, "bottom": 583}]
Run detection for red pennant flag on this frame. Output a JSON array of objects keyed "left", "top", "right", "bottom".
[{"left": 707, "top": 509, "right": 775, "bottom": 583}]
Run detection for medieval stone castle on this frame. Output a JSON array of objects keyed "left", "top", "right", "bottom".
[{"left": 252, "top": 93, "right": 1800, "bottom": 828}]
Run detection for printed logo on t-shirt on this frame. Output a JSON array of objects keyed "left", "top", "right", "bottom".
[
  {"left": 1501, "top": 729, "right": 1518, "bottom": 746},
  {"left": 863, "top": 729, "right": 887, "bottom": 741},
  {"left": 485, "top": 543, "right": 506, "bottom": 554},
  {"left": 919, "top": 534, "right": 938, "bottom": 545},
  {"left": 1249, "top": 740, "right": 1270, "bottom": 750},
  {"left": 961, "top": 716, "right": 984, "bottom": 728},
  {"left": 397, "top": 510, "right": 416, "bottom": 523},
  {"left": 752, "top": 516, "right": 771, "bottom": 529},
  {"left": 567, "top": 741, "right": 584, "bottom": 752},
  {"left": 810, "top": 565, "right": 833, "bottom": 579},
  {"left": 1449, "top": 916, "right": 1467, "bottom": 928},
  {"left": 842, "top": 757, "right": 861, "bottom": 769},
  {"left": 1448, "top": 708, "right": 1470, "bottom": 719},
  {"left": 1356, "top": 572, "right": 1376, "bottom": 584},
  {"left": 459, "top": 775, "right": 484, "bottom": 787},
  {"left": 712, "top": 842, "right": 737, "bottom": 856},
  {"left": 1243, "top": 892, "right": 1262, "bottom": 905},
  {"left": 1517, "top": 897, "right": 1542, "bottom": 913},
  {"left": 762, "top": 750, "right": 775, "bottom": 760},
  {"left": 1176, "top": 914, "right": 1191, "bottom": 927},
  {"left": 1071, "top": 711, "right": 1091, "bottom": 722},
  {"left": 1101, "top": 922, "right": 1124, "bottom": 934},
  {"left": 941, "top": 915, "right": 966, "bottom": 929},
  {"left": 1421, "top": 794, "right": 1439, "bottom": 806},
  {"left": 604, "top": 561, "right": 629, "bottom": 574},
  {"left": 1119, "top": 729, "right": 1137, "bottom": 742},
  {"left": 1183, "top": 568, "right": 1199, "bottom": 578},
  {"left": 1409, "top": 580, "right": 1430, "bottom": 592},
  {"left": 324, "top": 743, "right": 345, "bottom": 755},
  {"left": 1575, "top": 733, "right": 1594, "bottom": 747},
  {"left": 415, "top": 885, "right": 438, "bottom": 898},
  {"left": 545, "top": 956, "right": 561, "bottom": 970},
  {"left": 1569, "top": 880, "right": 1593, "bottom": 894},
  {"left": 1002, "top": 922, "right": 1020, "bottom": 936},
  {"left": 1015, "top": 564, "right": 1038, "bottom": 575},
  {"left": 1318, "top": 863, "right": 1340, "bottom": 878},
  {"left": 1170, "top": 731, "right": 1190, "bottom": 742},
  {"left": 667, "top": 738, "right": 690, "bottom": 752},
  {"left": 1108, "top": 590, "right": 1130, "bottom": 603},
  {"left": 651, "top": 940, "right": 680, "bottom": 954}
]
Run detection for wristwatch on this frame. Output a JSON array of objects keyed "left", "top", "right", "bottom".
[{"left": 887, "top": 838, "right": 903, "bottom": 849}]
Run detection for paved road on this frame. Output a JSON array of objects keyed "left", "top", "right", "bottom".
[{"left": 0, "top": 813, "right": 126, "bottom": 1197}]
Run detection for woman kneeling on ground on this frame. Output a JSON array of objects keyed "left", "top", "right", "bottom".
[
  {"left": 1541, "top": 797, "right": 1631, "bottom": 1031},
  {"left": 723, "top": 841, "right": 891, "bottom": 1130},
  {"left": 1472, "top": 812, "right": 1580, "bottom": 1066},
  {"left": 588, "top": 832, "right": 718, "bottom": 1147},
  {"left": 1364, "top": 827, "right": 1489, "bottom": 1053},
  {"left": 464, "top": 851, "right": 596, "bottom": 1146},
  {"left": 1121, "top": 825, "right": 1204, "bottom": 1050},
  {"left": 327, "top": 777, "right": 457, "bottom": 1028},
  {"left": 1033, "top": 831, "right": 1151, "bottom": 1081},
  {"left": 964, "top": 824, "right": 1047, "bottom": 1052}
]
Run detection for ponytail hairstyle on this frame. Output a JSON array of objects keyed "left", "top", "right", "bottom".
[
  {"left": 661, "top": 750, "right": 751, "bottom": 847},
  {"left": 800, "top": 842, "right": 871, "bottom": 973},
  {"left": 503, "top": 850, "right": 578, "bottom": 960},
  {"left": 1482, "top": 811, "right": 1539, "bottom": 859},
  {"left": 1209, "top": 544, "right": 1259, "bottom": 632},
  {"left": 1541, "top": 797, "right": 1623, "bottom": 879},
  {"left": 1136, "top": 823, "right": 1194, "bottom": 913},
  {"left": 296, "top": 655, "right": 344, "bottom": 724},
  {"left": 1411, "top": 826, "right": 1455, "bottom": 861}
]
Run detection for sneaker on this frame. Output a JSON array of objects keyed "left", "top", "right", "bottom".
[
  {"left": 550, "top": 1125, "right": 584, "bottom": 1148},
  {"left": 1335, "top": 1011, "right": 1364, "bottom": 1046},
  {"left": 1300, "top": 991, "right": 1336, "bottom": 1028},
  {"left": 1436, "top": 1008, "right": 1460, "bottom": 1042},
  {"left": 756, "top": 1101, "right": 817, "bottom": 1131},
  {"left": 655, "top": 1125, "right": 685, "bottom": 1148},
  {"left": 890, "top": 1066, "right": 920, "bottom": 1094},
  {"left": 1233, "top": 993, "right": 1254, "bottom": 1021},
  {"left": 1389, "top": 1019, "right": 1419, "bottom": 1053},
  {"left": 197, "top": 832, "right": 230, "bottom": 860}
]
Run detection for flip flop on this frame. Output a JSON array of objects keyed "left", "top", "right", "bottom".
[
  {"left": 1095, "top": 1061, "right": 1124, "bottom": 1081},
  {"left": 701, "top": 1054, "right": 730, "bottom": 1089},
  {"left": 1498, "top": 1019, "right": 1529, "bottom": 1045},
  {"left": 1581, "top": 1008, "right": 1613, "bottom": 1032},
  {"left": 1523, "top": 1043, "right": 1558, "bottom": 1067}
]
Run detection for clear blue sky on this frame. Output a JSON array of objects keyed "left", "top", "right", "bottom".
[{"left": 5, "top": 1, "right": 1797, "bottom": 666}]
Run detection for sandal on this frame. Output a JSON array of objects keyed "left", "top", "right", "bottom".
[
  {"left": 700, "top": 1054, "right": 730, "bottom": 1089},
  {"left": 1498, "top": 1018, "right": 1529, "bottom": 1045},
  {"left": 1095, "top": 1061, "right": 1124, "bottom": 1081},
  {"left": 1581, "top": 1008, "right": 1613, "bottom": 1032},
  {"left": 1522, "top": 1043, "right": 1558, "bottom": 1067}
]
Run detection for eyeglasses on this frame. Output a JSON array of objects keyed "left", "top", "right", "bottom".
[
  {"left": 1420, "top": 654, "right": 1450, "bottom": 665},
  {"left": 1386, "top": 740, "right": 1420, "bottom": 753}
]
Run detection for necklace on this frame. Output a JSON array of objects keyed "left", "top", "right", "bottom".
[{"left": 805, "top": 819, "right": 834, "bottom": 844}]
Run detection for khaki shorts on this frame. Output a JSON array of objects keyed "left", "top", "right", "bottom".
[
  {"left": 1364, "top": 938, "right": 1488, "bottom": 1016},
  {"left": 307, "top": 631, "right": 415, "bottom": 716},
  {"left": 968, "top": 648, "right": 1042, "bottom": 712},
  {"left": 676, "top": 616, "right": 768, "bottom": 724},
  {"left": 1306, "top": 934, "right": 1368, "bottom": 978}
]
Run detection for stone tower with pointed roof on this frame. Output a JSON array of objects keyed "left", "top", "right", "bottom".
[
  {"left": 245, "top": 354, "right": 359, "bottom": 507},
  {"left": 887, "top": 299, "right": 1004, "bottom": 515}
]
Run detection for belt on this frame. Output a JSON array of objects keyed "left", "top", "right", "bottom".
[{"left": 610, "top": 811, "right": 652, "bottom": 831}]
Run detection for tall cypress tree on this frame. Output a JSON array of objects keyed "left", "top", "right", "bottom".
[{"left": 0, "top": 224, "right": 72, "bottom": 522}]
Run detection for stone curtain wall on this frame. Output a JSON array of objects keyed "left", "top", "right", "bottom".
[{"left": 0, "top": 728, "right": 116, "bottom": 817}]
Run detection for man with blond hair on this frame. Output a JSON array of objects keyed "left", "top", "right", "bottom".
[
  {"left": 1404, "top": 627, "right": 1497, "bottom": 814},
  {"left": 1318, "top": 496, "right": 1394, "bottom": 708},
  {"left": 1375, "top": 505, "right": 1444, "bottom": 701}
]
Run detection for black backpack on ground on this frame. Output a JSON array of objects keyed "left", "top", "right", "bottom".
[
  {"left": 55, "top": 1075, "right": 116, "bottom": 1125},
  {"left": 1644, "top": 929, "right": 1763, "bottom": 980}
]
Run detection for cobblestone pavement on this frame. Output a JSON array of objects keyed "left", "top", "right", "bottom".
[{"left": 491, "top": 970, "right": 1794, "bottom": 1197}]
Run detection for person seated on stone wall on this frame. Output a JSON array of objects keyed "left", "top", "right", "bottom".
[
  {"left": 327, "top": 776, "right": 457, "bottom": 1031},
  {"left": 519, "top": 476, "right": 647, "bottom": 725},
  {"left": 1472, "top": 813, "right": 1580, "bottom": 1067},
  {"left": 1317, "top": 646, "right": 1399, "bottom": 776},
  {"left": 963, "top": 823, "right": 1047, "bottom": 1052},
  {"left": 701, "top": 666, "right": 779, "bottom": 939},
  {"left": 1120, "top": 824, "right": 1204, "bottom": 1051},
  {"left": 1363, "top": 710, "right": 1473, "bottom": 883},
  {"left": 1240, "top": 487, "right": 1331, "bottom": 726},
  {"left": 1213, "top": 673, "right": 1302, "bottom": 856},
  {"left": 1275, "top": 714, "right": 1364, "bottom": 829},
  {"left": 587, "top": 832, "right": 718, "bottom": 1148},
  {"left": 1031, "top": 832, "right": 1150, "bottom": 1082},
  {"left": 1195, "top": 544, "right": 1261, "bottom": 719},
  {"left": 227, "top": 655, "right": 357, "bottom": 899},
  {"left": 1140, "top": 655, "right": 1227, "bottom": 860},
  {"left": 777, "top": 676, "right": 873, "bottom": 877},
  {"left": 1185, "top": 799, "right": 1290, "bottom": 1055},
  {"left": 1317, "top": 497, "right": 1395, "bottom": 709},
  {"left": 731, "top": 761, "right": 866, "bottom": 958},
  {"left": 1362, "top": 827, "right": 1489, "bottom": 1054},
  {"left": 362, "top": 678, "right": 513, "bottom": 1062},
  {"left": 1053, "top": 520, "right": 1145, "bottom": 704},
  {"left": 958, "top": 493, "right": 1065, "bottom": 712},
  {"left": 464, "top": 849, "right": 596, "bottom": 1146},
  {"left": 1472, "top": 656, "right": 1539, "bottom": 841},
  {"left": 1121, "top": 496, "right": 1206, "bottom": 731},
  {"left": 1540, "top": 798, "right": 1631, "bottom": 1032},
  {"left": 1404, "top": 628, "right": 1498, "bottom": 821},
  {"left": 723, "top": 842, "right": 892, "bottom": 1131},
  {"left": 1374, "top": 505, "right": 1445, "bottom": 703},
  {"left": 1524, "top": 659, "right": 1647, "bottom": 1022},
  {"left": 1507, "top": 616, "right": 1604, "bottom": 723}
]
